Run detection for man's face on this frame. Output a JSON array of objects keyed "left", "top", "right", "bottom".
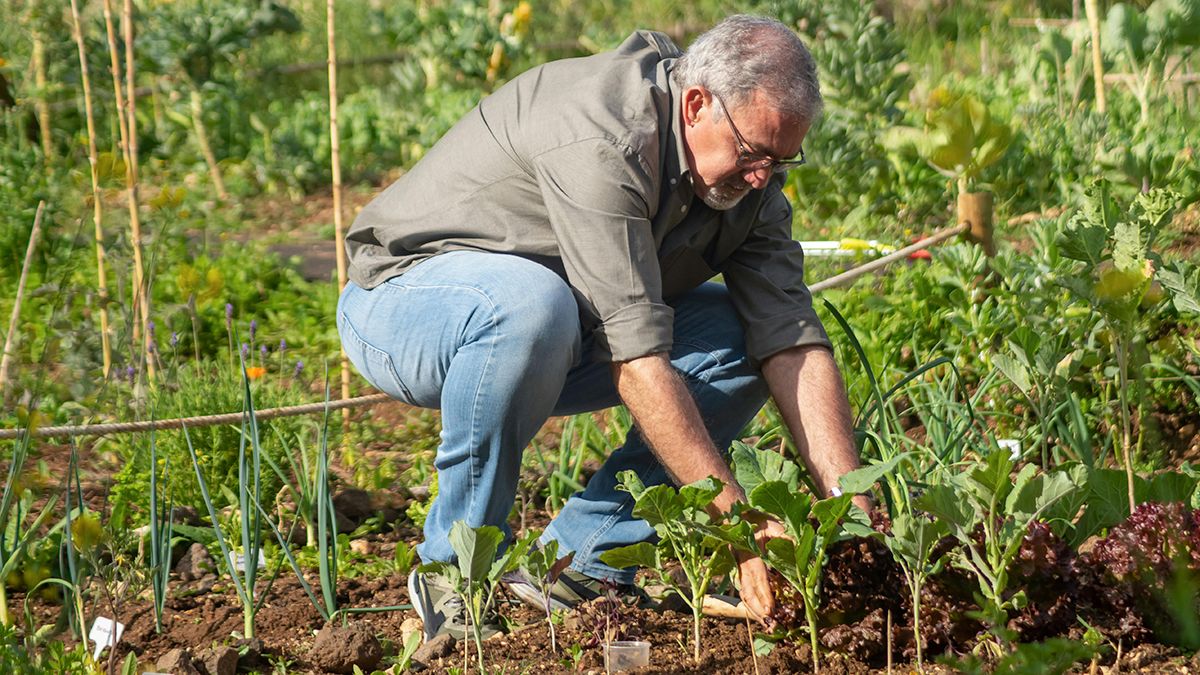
[{"left": 681, "top": 87, "right": 808, "bottom": 210}]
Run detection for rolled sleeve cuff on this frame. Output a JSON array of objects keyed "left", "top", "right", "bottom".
[
  {"left": 745, "top": 311, "right": 833, "bottom": 365},
  {"left": 593, "top": 302, "right": 675, "bottom": 362}
]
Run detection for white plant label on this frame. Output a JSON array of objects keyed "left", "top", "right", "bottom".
[
  {"left": 89, "top": 616, "right": 124, "bottom": 660},
  {"left": 997, "top": 439, "right": 1022, "bottom": 460},
  {"left": 229, "top": 549, "right": 267, "bottom": 572}
]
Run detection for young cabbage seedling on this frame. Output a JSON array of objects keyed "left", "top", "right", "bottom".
[
  {"left": 419, "top": 521, "right": 529, "bottom": 674},
  {"left": 600, "top": 471, "right": 740, "bottom": 663},
  {"left": 882, "top": 512, "right": 949, "bottom": 672},
  {"left": 521, "top": 534, "right": 574, "bottom": 653},
  {"left": 916, "top": 448, "right": 1085, "bottom": 655},
  {"left": 744, "top": 481, "right": 853, "bottom": 674}
]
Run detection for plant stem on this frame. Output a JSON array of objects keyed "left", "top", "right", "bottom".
[
  {"left": 188, "top": 87, "right": 229, "bottom": 201},
  {"left": 1084, "top": 0, "right": 1107, "bottom": 113},
  {"left": 1115, "top": 333, "right": 1137, "bottom": 513},
  {"left": 0, "top": 583, "right": 9, "bottom": 627},
  {"left": 806, "top": 600, "right": 821, "bottom": 674}
]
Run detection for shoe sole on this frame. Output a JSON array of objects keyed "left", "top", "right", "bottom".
[{"left": 504, "top": 574, "right": 574, "bottom": 613}]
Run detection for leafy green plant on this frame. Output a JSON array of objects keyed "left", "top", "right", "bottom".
[
  {"left": 600, "top": 471, "right": 741, "bottom": 664},
  {"left": 881, "top": 512, "right": 949, "bottom": 671},
  {"left": 882, "top": 86, "right": 1013, "bottom": 195},
  {"left": 1055, "top": 181, "right": 1177, "bottom": 511},
  {"left": 916, "top": 449, "right": 1086, "bottom": 655},
  {"left": 520, "top": 535, "right": 574, "bottom": 653},
  {"left": 733, "top": 445, "right": 855, "bottom": 674},
  {"left": 419, "top": 521, "right": 529, "bottom": 674},
  {"left": 0, "top": 424, "right": 59, "bottom": 627},
  {"left": 1102, "top": 0, "right": 1200, "bottom": 127},
  {"left": 990, "top": 327, "right": 1083, "bottom": 467}
]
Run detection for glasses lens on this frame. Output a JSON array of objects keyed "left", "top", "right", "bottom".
[{"left": 736, "top": 155, "right": 773, "bottom": 171}]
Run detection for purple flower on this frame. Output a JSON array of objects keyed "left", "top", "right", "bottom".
[
  {"left": 249, "top": 319, "right": 258, "bottom": 344},
  {"left": 125, "top": 365, "right": 136, "bottom": 385},
  {"left": 241, "top": 342, "right": 250, "bottom": 359},
  {"left": 148, "top": 320, "right": 156, "bottom": 340},
  {"left": 293, "top": 360, "right": 304, "bottom": 377},
  {"left": 170, "top": 332, "right": 179, "bottom": 349},
  {"left": 260, "top": 345, "right": 269, "bottom": 359},
  {"left": 279, "top": 338, "right": 287, "bottom": 352},
  {"left": 225, "top": 303, "right": 233, "bottom": 328}
]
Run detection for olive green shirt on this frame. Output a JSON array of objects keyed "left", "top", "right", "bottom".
[{"left": 346, "top": 30, "right": 830, "bottom": 363}]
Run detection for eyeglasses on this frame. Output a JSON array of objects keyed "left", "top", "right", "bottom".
[{"left": 711, "top": 92, "right": 807, "bottom": 175}]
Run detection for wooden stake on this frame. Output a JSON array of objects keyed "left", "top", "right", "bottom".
[
  {"left": 327, "top": 0, "right": 352, "bottom": 433},
  {"left": 1085, "top": 0, "right": 1107, "bottom": 113},
  {"left": 958, "top": 191, "right": 996, "bottom": 257},
  {"left": 122, "top": 0, "right": 154, "bottom": 380},
  {"left": 32, "top": 28, "right": 51, "bottom": 161},
  {"left": 1, "top": 203, "right": 46, "bottom": 404},
  {"left": 70, "top": 0, "right": 114, "bottom": 378}
]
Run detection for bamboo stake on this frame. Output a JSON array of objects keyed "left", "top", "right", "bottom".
[
  {"left": 1085, "top": 0, "right": 1107, "bottom": 113},
  {"left": 1, "top": 203, "right": 46, "bottom": 404},
  {"left": 32, "top": 28, "right": 51, "bottom": 161},
  {"left": 70, "top": 0, "right": 114, "bottom": 378},
  {"left": 123, "top": 0, "right": 154, "bottom": 381},
  {"left": 327, "top": 0, "right": 352, "bottom": 434}
]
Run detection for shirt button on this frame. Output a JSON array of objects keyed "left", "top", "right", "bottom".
[
  {"left": 680, "top": 205, "right": 687, "bottom": 213},
  {"left": 669, "top": 178, "right": 677, "bottom": 186}
]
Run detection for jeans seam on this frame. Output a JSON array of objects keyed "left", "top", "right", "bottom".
[
  {"left": 461, "top": 290, "right": 500, "bottom": 528},
  {"left": 338, "top": 309, "right": 416, "bottom": 402}
]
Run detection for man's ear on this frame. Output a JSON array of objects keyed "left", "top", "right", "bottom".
[{"left": 682, "top": 87, "right": 707, "bottom": 127}]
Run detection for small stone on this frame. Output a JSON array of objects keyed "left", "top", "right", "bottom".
[
  {"left": 310, "top": 623, "right": 384, "bottom": 674},
  {"left": 333, "top": 488, "right": 374, "bottom": 523},
  {"left": 349, "top": 539, "right": 372, "bottom": 556},
  {"left": 156, "top": 648, "right": 201, "bottom": 675},
  {"left": 400, "top": 617, "right": 423, "bottom": 643},
  {"left": 201, "top": 645, "right": 238, "bottom": 675},
  {"left": 412, "top": 633, "right": 455, "bottom": 666},
  {"left": 175, "top": 543, "right": 214, "bottom": 582}
]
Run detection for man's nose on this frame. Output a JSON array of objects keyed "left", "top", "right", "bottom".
[{"left": 743, "top": 166, "right": 771, "bottom": 189}]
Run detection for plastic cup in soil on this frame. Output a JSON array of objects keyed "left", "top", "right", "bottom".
[{"left": 604, "top": 641, "right": 650, "bottom": 672}]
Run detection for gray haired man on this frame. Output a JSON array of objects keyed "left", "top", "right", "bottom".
[{"left": 338, "top": 14, "right": 869, "bottom": 640}]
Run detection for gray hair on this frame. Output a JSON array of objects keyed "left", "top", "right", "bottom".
[{"left": 672, "top": 15, "right": 822, "bottom": 124}]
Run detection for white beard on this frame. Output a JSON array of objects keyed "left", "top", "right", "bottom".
[{"left": 700, "top": 179, "right": 751, "bottom": 210}]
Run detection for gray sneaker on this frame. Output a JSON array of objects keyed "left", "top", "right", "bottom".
[
  {"left": 408, "top": 570, "right": 504, "bottom": 642},
  {"left": 504, "top": 567, "right": 649, "bottom": 613}
]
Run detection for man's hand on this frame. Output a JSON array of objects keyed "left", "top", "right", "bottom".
[{"left": 736, "top": 552, "right": 776, "bottom": 627}]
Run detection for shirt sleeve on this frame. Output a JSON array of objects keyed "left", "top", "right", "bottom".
[
  {"left": 723, "top": 184, "right": 832, "bottom": 363},
  {"left": 531, "top": 138, "right": 674, "bottom": 362}
]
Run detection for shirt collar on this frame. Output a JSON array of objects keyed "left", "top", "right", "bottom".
[{"left": 664, "top": 65, "right": 693, "bottom": 192}]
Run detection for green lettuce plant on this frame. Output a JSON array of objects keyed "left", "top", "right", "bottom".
[
  {"left": 600, "top": 471, "right": 741, "bottom": 664},
  {"left": 882, "top": 512, "right": 950, "bottom": 672}
]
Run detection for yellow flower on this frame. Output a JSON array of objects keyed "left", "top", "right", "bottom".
[
  {"left": 246, "top": 366, "right": 267, "bottom": 380},
  {"left": 839, "top": 238, "right": 873, "bottom": 252}
]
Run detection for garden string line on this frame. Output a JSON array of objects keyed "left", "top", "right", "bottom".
[{"left": 1, "top": 221, "right": 973, "bottom": 440}]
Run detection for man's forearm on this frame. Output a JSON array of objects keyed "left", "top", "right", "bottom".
[
  {"left": 762, "top": 345, "right": 863, "bottom": 501},
  {"left": 611, "top": 354, "right": 745, "bottom": 513}
]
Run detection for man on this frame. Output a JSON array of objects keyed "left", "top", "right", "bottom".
[{"left": 338, "top": 14, "right": 869, "bottom": 641}]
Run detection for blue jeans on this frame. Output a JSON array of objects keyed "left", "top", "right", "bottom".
[{"left": 337, "top": 251, "right": 769, "bottom": 583}]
